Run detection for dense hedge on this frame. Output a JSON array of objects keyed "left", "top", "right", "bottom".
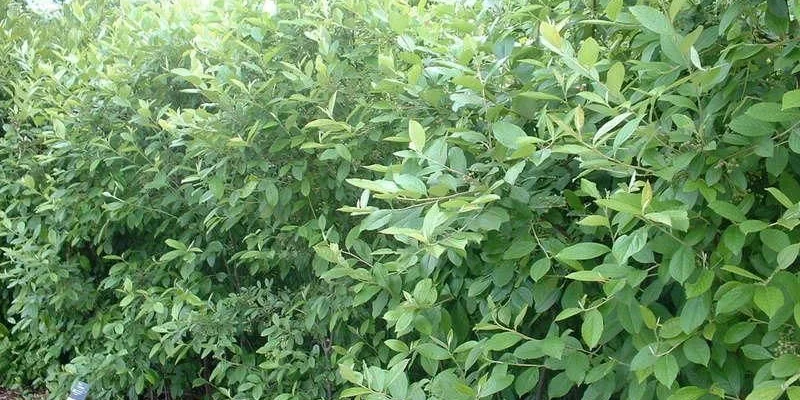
[{"left": 2, "top": 0, "right": 800, "bottom": 399}]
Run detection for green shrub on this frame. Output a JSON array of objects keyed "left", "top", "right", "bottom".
[
  {"left": 0, "top": 0, "right": 378, "bottom": 397},
  {"left": 1, "top": 0, "right": 800, "bottom": 399}
]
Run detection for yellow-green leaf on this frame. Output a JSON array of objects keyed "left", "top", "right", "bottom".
[
  {"left": 408, "top": 119, "right": 426, "bottom": 151},
  {"left": 539, "top": 21, "right": 563, "bottom": 51},
  {"left": 578, "top": 38, "right": 600, "bottom": 66}
]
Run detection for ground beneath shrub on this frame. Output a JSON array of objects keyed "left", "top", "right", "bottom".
[{"left": 0, "top": 388, "right": 46, "bottom": 400}]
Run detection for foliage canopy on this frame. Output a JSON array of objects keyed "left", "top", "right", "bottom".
[{"left": 2, "top": 0, "right": 800, "bottom": 399}]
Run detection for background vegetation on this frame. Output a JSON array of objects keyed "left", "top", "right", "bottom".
[{"left": 1, "top": 0, "right": 800, "bottom": 399}]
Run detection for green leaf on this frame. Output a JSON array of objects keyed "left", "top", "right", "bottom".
[
  {"left": 335, "top": 144, "right": 352, "bottom": 161},
  {"left": 723, "top": 321, "right": 755, "bottom": 344},
  {"left": 709, "top": 200, "right": 746, "bottom": 222},
  {"left": 468, "top": 279, "right": 491, "bottom": 297},
  {"left": 340, "top": 387, "right": 373, "bottom": 397},
  {"left": 453, "top": 75, "right": 482, "bottom": 91},
  {"left": 777, "top": 243, "right": 800, "bottom": 270},
  {"left": 486, "top": 332, "right": 522, "bottom": 351},
  {"left": 555, "top": 307, "right": 583, "bottom": 321},
  {"left": 597, "top": 197, "right": 642, "bottom": 215},
  {"left": 795, "top": 303, "right": 800, "bottom": 327},
  {"left": 516, "top": 91, "right": 562, "bottom": 102},
  {"left": 783, "top": 89, "right": 800, "bottom": 110},
  {"left": 564, "top": 352, "right": 589, "bottom": 383},
  {"left": 630, "top": 6, "right": 673, "bottom": 34},
  {"left": 669, "top": 245, "right": 695, "bottom": 284},
  {"left": 641, "top": 306, "right": 657, "bottom": 329},
  {"left": 766, "top": 187, "right": 795, "bottom": 208},
  {"left": 422, "top": 203, "right": 447, "bottom": 240},
  {"left": 716, "top": 284, "right": 754, "bottom": 315},
  {"left": 680, "top": 296, "right": 708, "bottom": 333},
  {"left": 408, "top": 120, "right": 426, "bottom": 151},
  {"left": 165, "top": 239, "right": 187, "bottom": 251},
  {"left": 653, "top": 354, "right": 679, "bottom": 387},
  {"left": 395, "top": 174, "right": 427, "bottom": 196},
  {"left": 556, "top": 243, "right": 611, "bottom": 261},
  {"left": 514, "top": 367, "right": 540, "bottom": 396},
  {"left": 319, "top": 267, "right": 353, "bottom": 280},
  {"left": 305, "top": 118, "right": 351, "bottom": 132},
  {"left": 761, "top": 229, "right": 791, "bottom": 253},
  {"left": 503, "top": 161, "right": 526, "bottom": 185},
  {"left": 474, "top": 207, "right": 509, "bottom": 231},
  {"left": 493, "top": 121, "right": 527, "bottom": 149},
  {"left": 772, "top": 354, "right": 800, "bottom": 378},
  {"left": 742, "top": 344, "right": 773, "bottom": 360},
  {"left": 739, "top": 220, "right": 769, "bottom": 234},
  {"left": 514, "top": 337, "right": 565, "bottom": 360},
  {"left": 660, "top": 31, "right": 687, "bottom": 66},
  {"left": 478, "top": 370, "right": 514, "bottom": 397},
  {"left": 689, "top": 46, "right": 703, "bottom": 70},
  {"left": 384, "top": 339, "right": 409, "bottom": 353},
  {"left": 581, "top": 309, "right": 603, "bottom": 349},
  {"left": 381, "top": 227, "right": 426, "bottom": 242},
  {"left": 159, "top": 250, "right": 185, "bottom": 262},
  {"left": 646, "top": 210, "right": 690, "bottom": 231},
  {"left": 581, "top": 179, "right": 601, "bottom": 198},
  {"left": 579, "top": 215, "right": 610, "bottom": 227},
  {"left": 346, "top": 178, "right": 400, "bottom": 194},
  {"left": 718, "top": 0, "right": 744, "bottom": 35},
  {"left": 430, "top": 371, "right": 474, "bottom": 400},
  {"left": 594, "top": 112, "right": 632, "bottom": 145},
  {"left": 669, "top": 0, "right": 688, "bottom": 21},
  {"left": 667, "top": 387, "right": 707, "bottom": 400},
  {"left": 790, "top": 130, "right": 800, "bottom": 154},
  {"left": 630, "top": 345, "right": 658, "bottom": 371},
  {"left": 529, "top": 258, "right": 551, "bottom": 282},
  {"left": 264, "top": 181, "right": 279, "bottom": 206},
  {"left": 502, "top": 235, "right": 536, "bottom": 259},
  {"left": 721, "top": 264, "right": 762, "bottom": 281},
  {"left": 766, "top": 0, "right": 789, "bottom": 35},
  {"left": 728, "top": 115, "right": 773, "bottom": 137},
  {"left": 412, "top": 278, "right": 437, "bottom": 307},
  {"left": 685, "top": 270, "right": 713, "bottom": 299},
  {"left": 682, "top": 336, "right": 710, "bottom": 366},
  {"left": 338, "top": 364, "right": 363, "bottom": 385},
  {"left": 416, "top": 343, "right": 450, "bottom": 360},
  {"left": 565, "top": 270, "right": 606, "bottom": 282},
  {"left": 754, "top": 286, "right": 784, "bottom": 318},
  {"left": 746, "top": 381, "right": 784, "bottom": 400},
  {"left": 746, "top": 102, "right": 799, "bottom": 122}
]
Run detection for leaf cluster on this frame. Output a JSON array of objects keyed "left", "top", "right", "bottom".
[{"left": 1, "top": 0, "right": 800, "bottom": 399}]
